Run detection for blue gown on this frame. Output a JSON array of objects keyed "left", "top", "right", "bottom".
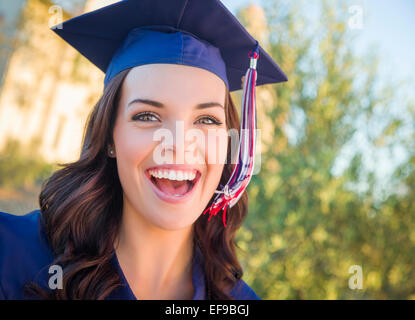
[{"left": 0, "top": 210, "right": 261, "bottom": 300}]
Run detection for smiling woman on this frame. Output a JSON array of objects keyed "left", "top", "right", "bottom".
[{"left": 0, "top": 0, "right": 286, "bottom": 300}]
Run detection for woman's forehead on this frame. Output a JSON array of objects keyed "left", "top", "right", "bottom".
[{"left": 121, "top": 64, "right": 227, "bottom": 107}]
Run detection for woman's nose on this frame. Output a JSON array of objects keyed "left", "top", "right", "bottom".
[{"left": 161, "top": 120, "right": 204, "bottom": 165}]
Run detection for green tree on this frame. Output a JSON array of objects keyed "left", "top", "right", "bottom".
[{"left": 235, "top": 0, "right": 415, "bottom": 299}]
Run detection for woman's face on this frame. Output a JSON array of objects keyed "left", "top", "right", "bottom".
[{"left": 112, "top": 64, "right": 228, "bottom": 230}]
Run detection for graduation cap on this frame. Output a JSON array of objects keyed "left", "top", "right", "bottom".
[{"left": 51, "top": 0, "right": 287, "bottom": 227}]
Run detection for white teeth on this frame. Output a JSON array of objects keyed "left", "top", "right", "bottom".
[
  {"left": 177, "top": 171, "right": 183, "bottom": 180},
  {"left": 148, "top": 169, "right": 198, "bottom": 181},
  {"left": 168, "top": 171, "right": 175, "bottom": 180}
]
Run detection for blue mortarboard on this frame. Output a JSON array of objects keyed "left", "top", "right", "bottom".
[
  {"left": 50, "top": 0, "right": 287, "bottom": 91},
  {"left": 50, "top": 0, "right": 287, "bottom": 226}
]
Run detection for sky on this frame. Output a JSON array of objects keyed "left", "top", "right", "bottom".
[
  {"left": 222, "top": 0, "right": 415, "bottom": 84},
  {"left": 355, "top": 0, "right": 415, "bottom": 82}
]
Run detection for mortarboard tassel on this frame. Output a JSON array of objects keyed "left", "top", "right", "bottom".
[{"left": 202, "top": 41, "right": 259, "bottom": 227}]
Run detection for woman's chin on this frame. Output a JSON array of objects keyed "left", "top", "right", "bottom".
[{"left": 143, "top": 207, "right": 197, "bottom": 230}]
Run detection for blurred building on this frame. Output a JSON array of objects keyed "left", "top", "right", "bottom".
[{"left": 0, "top": 0, "right": 117, "bottom": 164}]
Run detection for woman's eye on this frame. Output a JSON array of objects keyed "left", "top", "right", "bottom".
[
  {"left": 131, "top": 113, "right": 222, "bottom": 125},
  {"left": 132, "top": 112, "right": 159, "bottom": 122},
  {"left": 196, "top": 116, "right": 223, "bottom": 125}
]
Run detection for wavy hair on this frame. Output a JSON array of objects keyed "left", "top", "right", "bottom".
[{"left": 22, "top": 68, "right": 249, "bottom": 299}]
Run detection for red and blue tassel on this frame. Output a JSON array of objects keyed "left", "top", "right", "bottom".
[{"left": 202, "top": 41, "right": 259, "bottom": 227}]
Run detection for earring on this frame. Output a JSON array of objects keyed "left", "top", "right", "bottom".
[{"left": 109, "top": 149, "right": 114, "bottom": 156}]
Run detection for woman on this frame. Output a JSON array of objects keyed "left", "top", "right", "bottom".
[{"left": 0, "top": 0, "right": 286, "bottom": 300}]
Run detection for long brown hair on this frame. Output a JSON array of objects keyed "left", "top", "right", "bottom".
[{"left": 23, "top": 68, "right": 249, "bottom": 299}]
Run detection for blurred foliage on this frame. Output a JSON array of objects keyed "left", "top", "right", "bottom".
[
  {"left": 235, "top": 0, "right": 415, "bottom": 299},
  {"left": 0, "top": 139, "right": 55, "bottom": 189}
]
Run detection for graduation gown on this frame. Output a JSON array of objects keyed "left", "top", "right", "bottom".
[{"left": 0, "top": 209, "right": 261, "bottom": 300}]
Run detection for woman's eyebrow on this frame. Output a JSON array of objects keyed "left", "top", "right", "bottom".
[{"left": 127, "top": 98, "right": 224, "bottom": 109}]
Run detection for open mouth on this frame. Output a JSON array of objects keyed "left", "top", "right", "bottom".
[{"left": 145, "top": 168, "right": 201, "bottom": 201}]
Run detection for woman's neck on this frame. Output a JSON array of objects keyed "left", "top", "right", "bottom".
[{"left": 113, "top": 200, "right": 195, "bottom": 299}]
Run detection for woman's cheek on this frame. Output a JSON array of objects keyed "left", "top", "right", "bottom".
[
  {"left": 203, "top": 129, "right": 228, "bottom": 193},
  {"left": 118, "top": 128, "right": 156, "bottom": 164},
  {"left": 115, "top": 128, "right": 157, "bottom": 200},
  {"left": 205, "top": 128, "right": 228, "bottom": 167}
]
